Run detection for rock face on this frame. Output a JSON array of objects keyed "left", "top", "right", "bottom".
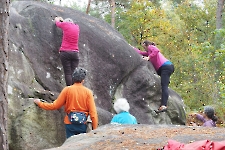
[
  {"left": 44, "top": 124, "right": 225, "bottom": 150},
  {"left": 8, "top": 1, "right": 185, "bottom": 150}
]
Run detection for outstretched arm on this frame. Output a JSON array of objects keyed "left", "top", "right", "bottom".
[
  {"left": 133, "top": 47, "right": 148, "bottom": 57},
  {"left": 34, "top": 88, "right": 67, "bottom": 110}
]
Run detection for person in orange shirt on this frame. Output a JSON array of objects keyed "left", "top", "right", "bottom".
[{"left": 34, "top": 67, "right": 98, "bottom": 138}]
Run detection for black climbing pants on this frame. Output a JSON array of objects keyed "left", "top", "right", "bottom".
[
  {"left": 157, "top": 64, "right": 175, "bottom": 106},
  {"left": 59, "top": 51, "right": 79, "bottom": 86}
]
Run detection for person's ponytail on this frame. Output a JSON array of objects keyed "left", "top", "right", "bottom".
[{"left": 212, "top": 115, "right": 218, "bottom": 122}]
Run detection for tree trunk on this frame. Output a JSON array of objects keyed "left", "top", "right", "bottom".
[
  {"left": 215, "top": 0, "right": 225, "bottom": 49},
  {"left": 216, "top": 0, "right": 225, "bottom": 29},
  {"left": 86, "top": 0, "right": 91, "bottom": 14},
  {"left": 213, "top": 0, "right": 225, "bottom": 100},
  {"left": 109, "top": 0, "right": 115, "bottom": 28},
  {"left": 0, "top": 0, "right": 9, "bottom": 149}
]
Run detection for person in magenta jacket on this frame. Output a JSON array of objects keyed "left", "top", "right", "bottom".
[
  {"left": 134, "top": 40, "right": 174, "bottom": 112},
  {"left": 55, "top": 17, "right": 80, "bottom": 86}
]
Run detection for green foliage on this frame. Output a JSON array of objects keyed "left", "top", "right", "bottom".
[
  {"left": 114, "top": 0, "right": 182, "bottom": 50},
  {"left": 214, "top": 29, "right": 225, "bottom": 100},
  {"left": 170, "top": 0, "right": 222, "bottom": 112}
]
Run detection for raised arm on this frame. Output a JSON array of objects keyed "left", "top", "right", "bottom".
[{"left": 133, "top": 47, "right": 148, "bottom": 56}]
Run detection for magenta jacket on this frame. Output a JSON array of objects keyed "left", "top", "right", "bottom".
[
  {"left": 134, "top": 45, "right": 168, "bottom": 71},
  {"left": 55, "top": 21, "right": 80, "bottom": 51}
]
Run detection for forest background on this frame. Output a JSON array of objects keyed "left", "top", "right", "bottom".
[{"left": 52, "top": 0, "right": 225, "bottom": 125}]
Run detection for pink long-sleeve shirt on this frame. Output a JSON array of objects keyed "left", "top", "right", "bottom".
[
  {"left": 134, "top": 45, "right": 168, "bottom": 71},
  {"left": 55, "top": 21, "right": 80, "bottom": 51}
]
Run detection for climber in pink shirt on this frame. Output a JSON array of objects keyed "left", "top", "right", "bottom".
[
  {"left": 134, "top": 40, "right": 174, "bottom": 113},
  {"left": 55, "top": 16, "right": 80, "bottom": 86}
]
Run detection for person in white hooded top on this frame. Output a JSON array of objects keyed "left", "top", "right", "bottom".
[{"left": 110, "top": 98, "right": 137, "bottom": 124}]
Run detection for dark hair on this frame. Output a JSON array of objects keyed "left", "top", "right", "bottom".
[
  {"left": 143, "top": 40, "right": 155, "bottom": 46},
  {"left": 72, "top": 67, "right": 87, "bottom": 83},
  {"left": 204, "top": 106, "right": 218, "bottom": 122}
]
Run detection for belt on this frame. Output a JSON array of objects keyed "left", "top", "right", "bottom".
[
  {"left": 72, "top": 50, "right": 79, "bottom": 52},
  {"left": 60, "top": 50, "right": 79, "bottom": 52},
  {"left": 162, "top": 61, "right": 173, "bottom": 66}
]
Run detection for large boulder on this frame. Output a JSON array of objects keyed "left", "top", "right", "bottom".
[
  {"left": 8, "top": 1, "right": 186, "bottom": 150},
  {"left": 44, "top": 124, "right": 225, "bottom": 150}
]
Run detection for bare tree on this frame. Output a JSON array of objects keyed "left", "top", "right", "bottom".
[
  {"left": 214, "top": 0, "right": 225, "bottom": 50},
  {"left": 109, "top": 0, "right": 115, "bottom": 28},
  {"left": 86, "top": 0, "right": 116, "bottom": 27},
  {"left": 216, "top": 0, "right": 225, "bottom": 29},
  {"left": 86, "top": 0, "right": 92, "bottom": 14},
  {"left": 0, "top": 0, "right": 9, "bottom": 149}
]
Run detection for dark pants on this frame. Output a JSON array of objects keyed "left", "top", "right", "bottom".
[
  {"left": 157, "top": 64, "right": 175, "bottom": 106},
  {"left": 65, "top": 124, "right": 87, "bottom": 139},
  {"left": 59, "top": 51, "right": 79, "bottom": 86}
]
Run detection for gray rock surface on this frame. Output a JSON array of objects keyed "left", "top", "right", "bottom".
[
  {"left": 8, "top": 1, "right": 186, "bottom": 150},
  {"left": 44, "top": 124, "right": 225, "bottom": 150}
]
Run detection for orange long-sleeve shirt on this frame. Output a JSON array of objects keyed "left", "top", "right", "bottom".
[{"left": 38, "top": 83, "right": 98, "bottom": 129}]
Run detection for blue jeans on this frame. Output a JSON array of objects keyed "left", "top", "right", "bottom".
[
  {"left": 65, "top": 124, "right": 87, "bottom": 139},
  {"left": 157, "top": 64, "right": 175, "bottom": 106},
  {"left": 60, "top": 51, "right": 79, "bottom": 86}
]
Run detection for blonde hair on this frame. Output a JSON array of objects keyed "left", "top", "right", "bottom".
[{"left": 113, "top": 98, "right": 130, "bottom": 114}]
